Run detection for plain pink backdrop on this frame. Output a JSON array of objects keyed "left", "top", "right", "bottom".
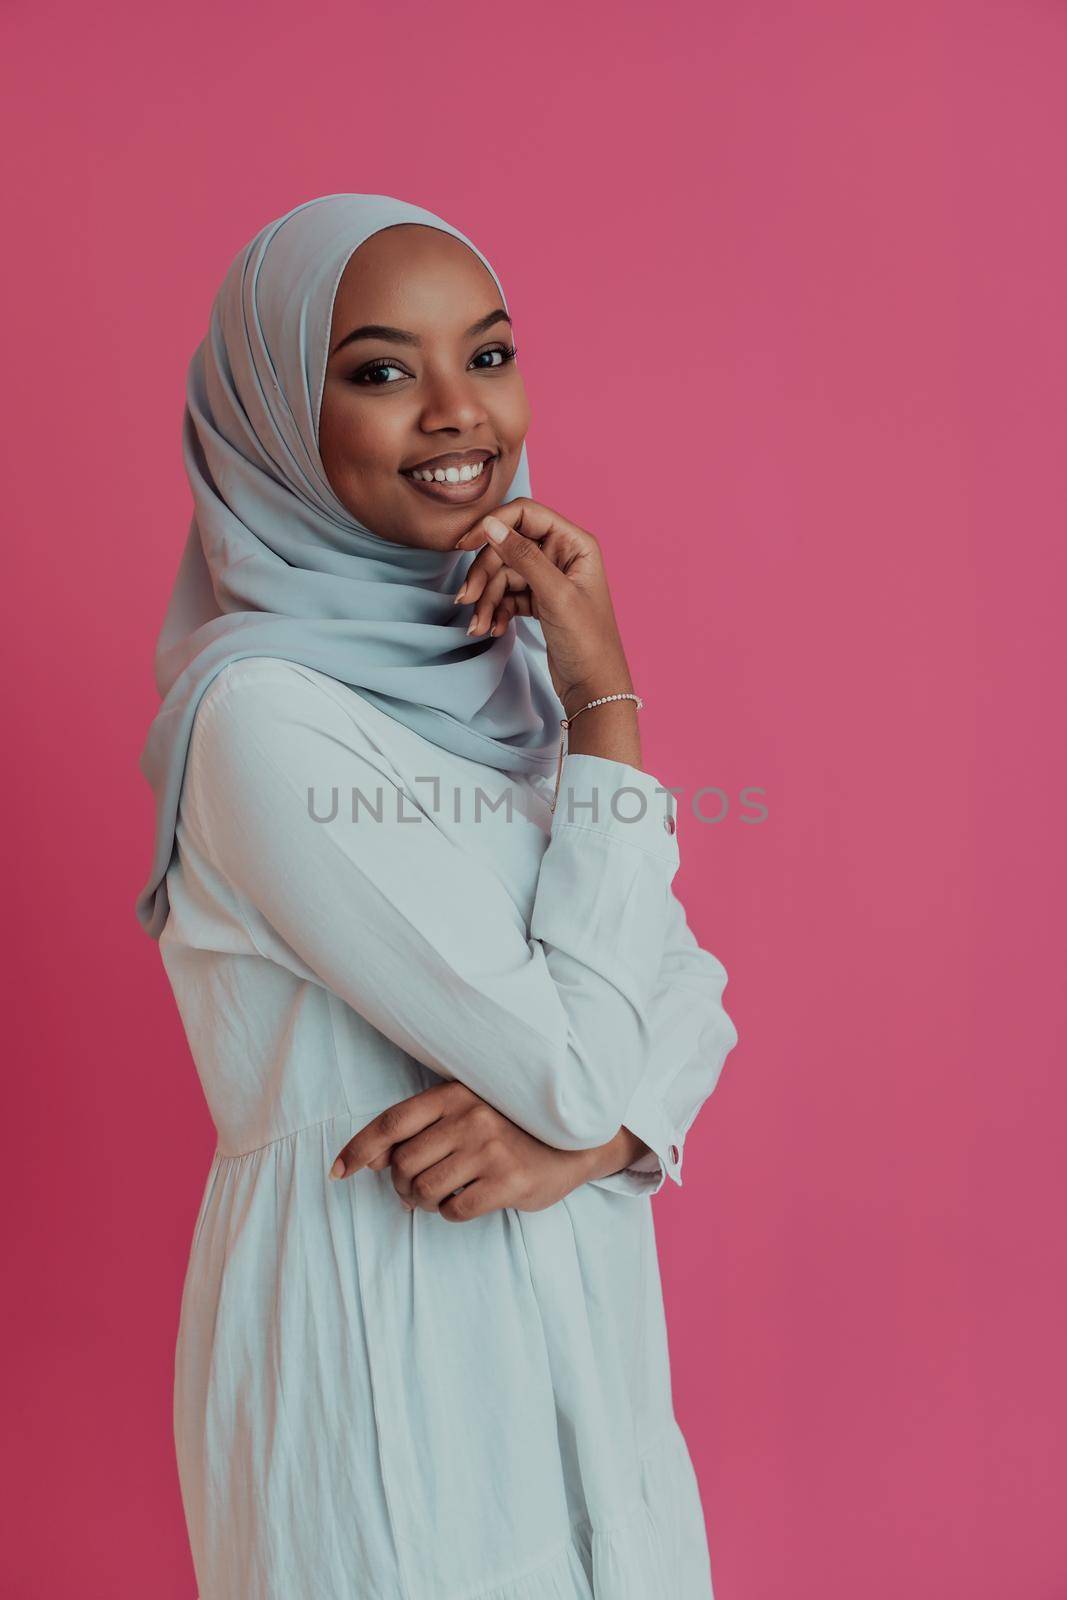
[{"left": 3, "top": 1, "right": 1065, "bottom": 1596}]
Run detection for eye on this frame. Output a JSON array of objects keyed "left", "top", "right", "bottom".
[
  {"left": 351, "top": 359, "right": 411, "bottom": 387},
  {"left": 470, "top": 344, "right": 518, "bottom": 371}
]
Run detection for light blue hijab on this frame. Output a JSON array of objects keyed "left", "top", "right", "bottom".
[{"left": 136, "top": 194, "right": 562, "bottom": 939}]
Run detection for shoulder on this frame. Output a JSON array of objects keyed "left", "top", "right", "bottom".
[
  {"left": 195, "top": 656, "right": 387, "bottom": 744},
  {"left": 198, "top": 655, "right": 342, "bottom": 721},
  {"left": 188, "top": 656, "right": 396, "bottom": 790},
  {"left": 178, "top": 658, "right": 418, "bottom": 868}
]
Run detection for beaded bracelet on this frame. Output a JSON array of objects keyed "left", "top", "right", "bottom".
[{"left": 550, "top": 692, "right": 644, "bottom": 813}]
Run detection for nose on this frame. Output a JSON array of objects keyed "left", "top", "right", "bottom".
[{"left": 417, "top": 366, "right": 490, "bottom": 436}]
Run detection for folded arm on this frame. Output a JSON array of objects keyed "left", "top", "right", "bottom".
[{"left": 182, "top": 659, "right": 695, "bottom": 1155}]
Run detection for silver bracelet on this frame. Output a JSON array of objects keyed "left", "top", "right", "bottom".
[{"left": 550, "top": 692, "right": 644, "bottom": 813}]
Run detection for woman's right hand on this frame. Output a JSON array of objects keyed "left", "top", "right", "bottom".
[{"left": 451, "top": 498, "right": 635, "bottom": 716}]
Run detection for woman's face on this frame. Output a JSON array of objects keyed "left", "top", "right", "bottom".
[{"left": 318, "top": 224, "right": 530, "bottom": 550}]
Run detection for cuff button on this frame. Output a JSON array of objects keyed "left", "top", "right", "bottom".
[{"left": 668, "top": 1143, "right": 680, "bottom": 1164}]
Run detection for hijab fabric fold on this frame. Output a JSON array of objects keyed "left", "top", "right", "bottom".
[{"left": 136, "top": 193, "right": 562, "bottom": 939}]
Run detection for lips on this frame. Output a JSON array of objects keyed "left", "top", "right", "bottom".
[
  {"left": 402, "top": 448, "right": 496, "bottom": 475},
  {"left": 400, "top": 451, "right": 498, "bottom": 506}
]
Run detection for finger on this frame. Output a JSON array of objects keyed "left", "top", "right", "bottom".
[
  {"left": 483, "top": 515, "right": 573, "bottom": 604},
  {"left": 490, "top": 595, "right": 517, "bottom": 636},
  {"left": 389, "top": 1124, "right": 459, "bottom": 1200},
  {"left": 454, "top": 549, "right": 532, "bottom": 617},
  {"left": 406, "top": 1148, "right": 485, "bottom": 1211},
  {"left": 452, "top": 547, "right": 504, "bottom": 606},
  {"left": 452, "top": 497, "right": 560, "bottom": 551},
  {"left": 437, "top": 1178, "right": 500, "bottom": 1223},
  {"left": 467, "top": 568, "right": 510, "bottom": 637},
  {"left": 330, "top": 1087, "right": 451, "bottom": 1180},
  {"left": 463, "top": 516, "right": 572, "bottom": 609}
]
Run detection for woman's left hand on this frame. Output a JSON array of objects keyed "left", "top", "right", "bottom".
[{"left": 329, "top": 1081, "right": 637, "bottom": 1221}]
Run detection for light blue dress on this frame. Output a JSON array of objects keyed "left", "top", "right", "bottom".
[{"left": 159, "top": 655, "right": 738, "bottom": 1599}]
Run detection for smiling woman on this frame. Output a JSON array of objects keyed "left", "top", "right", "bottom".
[
  {"left": 319, "top": 223, "right": 529, "bottom": 529},
  {"left": 136, "top": 192, "right": 738, "bottom": 1600}
]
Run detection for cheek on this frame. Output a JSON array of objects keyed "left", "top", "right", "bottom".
[
  {"left": 320, "top": 387, "right": 403, "bottom": 476},
  {"left": 496, "top": 381, "right": 531, "bottom": 445}
]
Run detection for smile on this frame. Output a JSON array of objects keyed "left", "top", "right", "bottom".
[{"left": 400, "top": 450, "right": 497, "bottom": 505}]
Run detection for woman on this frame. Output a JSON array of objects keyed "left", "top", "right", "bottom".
[{"left": 136, "top": 193, "right": 738, "bottom": 1600}]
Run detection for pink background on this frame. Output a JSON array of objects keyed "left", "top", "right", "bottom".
[{"left": 3, "top": 1, "right": 1065, "bottom": 1595}]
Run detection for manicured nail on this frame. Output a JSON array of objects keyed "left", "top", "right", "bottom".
[
  {"left": 466, "top": 617, "right": 479, "bottom": 635},
  {"left": 485, "top": 516, "right": 507, "bottom": 543},
  {"left": 453, "top": 584, "right": 468, "bottom": 604},
  {"left": 330, "top": 1157, "right": 345, "bottom": 1180}
]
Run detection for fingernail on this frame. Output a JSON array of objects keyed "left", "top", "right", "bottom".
[
  {"left": 400, "top": 1199, "right": 414, "bottom": 1211},
  {"left": 453, "top": 585, "right": 467, "bottom": 604},
  {"left": 330, "top": 1157, "right": 345, "bottom": 1180},
  {"left": 466, "top": 617, "right": 479, "bottom": 635},
  {"left": 485, "top": 516, "right": 507, "bottom": 543}
]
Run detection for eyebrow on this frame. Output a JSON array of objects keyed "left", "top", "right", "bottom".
[{"left": 330, "top": 308, "right": 512, "bottom": 358}]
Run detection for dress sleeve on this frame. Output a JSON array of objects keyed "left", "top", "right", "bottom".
[
  {"left": 587, "top": 890, "right": 739, "bottom": 1197},
  {"left": 180, "top": 659, "right": 689, "bottom": 1152}
]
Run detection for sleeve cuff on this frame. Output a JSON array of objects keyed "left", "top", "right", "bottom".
[
  {"left": 587, "top": 1076, "right": 685, "bottom": 1198},
  {"left": 550, "top": 753, "right": 680, "bottom": 868}
]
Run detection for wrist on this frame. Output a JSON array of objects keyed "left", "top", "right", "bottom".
[
  {"left": 562, "top": 697, "right": 642, "bottom": 766},
  {"left": 578, "top": 1126, "right": 649, "bottom": 1183},
  {"left": 562, "top": 668, "right": 635, "bottom": 721}
]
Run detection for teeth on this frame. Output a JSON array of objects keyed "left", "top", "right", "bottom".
[{"left": 409, "top": 459, "right": 486, "bottom": 484}]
